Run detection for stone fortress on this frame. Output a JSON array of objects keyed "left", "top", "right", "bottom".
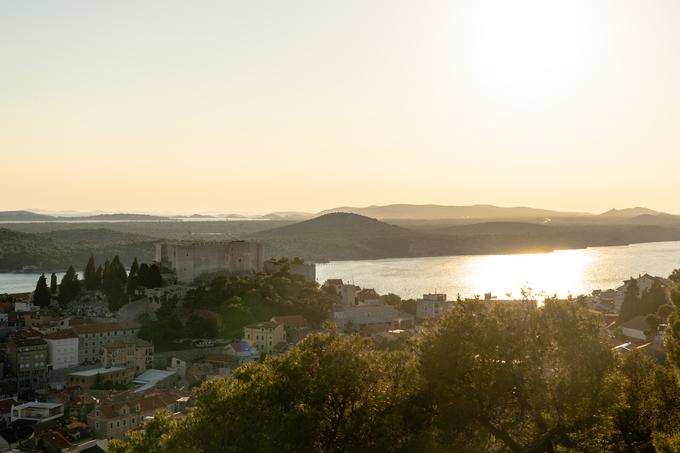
[{"left": 155, "top": 240, "right": 266, "bottom": 283}]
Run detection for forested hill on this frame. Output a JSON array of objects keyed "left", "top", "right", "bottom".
[
  {"left": 249, "top": 213, "right": 680, "bottom": 262},
  {"left": 0, "top": 228, "right": 154, "bottom": 272}
]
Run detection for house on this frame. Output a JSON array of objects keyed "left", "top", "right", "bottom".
[
  {"left": 323, "top": 279, "right": 344, "bottom": 294},
  {"left": 243, "top": 321, "right": 286, "bottom": 354},
  {"left": 45, "top": 329, "right": 79, "bottom": 370},
  {"left": 102, "top": 338, "right": 154, "bottom": 374},
  {"left": 166, "top": 357, "right": 188, "bottom": 379},
  {"left": 620, "top": 315, "right": 649, "bottom": 342},
  {"left": 11, "top": 401, "right": 64, "bottom": 423},
  {"left": 270, "top": 315, "right": 310, "bottom": 329},
  {"left": 270, "top": 315, "right": 311, "bottom": 343},
  {"left": 223, "top": 340, "right": 260, "bottom": 364},
  {"left": 87, "top": 390, "right": 185, "bottom": 439},
  {"left": 67, "top": 367, "right": 134, "bottom": 391},
  {"left": 333, "top": 304, "right": 414, "bottom": 333},
  {"left": 71, "top": 322, "right": 140, "bottom": 365},
  {"left": 357, "top": 288, "right": 382, "bottom": 305},
  {"left": 415, "top": 294, "right": 451, "bottom": 321}
]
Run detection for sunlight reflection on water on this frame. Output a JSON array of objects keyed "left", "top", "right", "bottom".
[{"left": 316, "top": 241, "right": 680, "bottom": 299}]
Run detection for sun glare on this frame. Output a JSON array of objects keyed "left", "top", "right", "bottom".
[
  {"left": 467, "top": 249, "right": 592, "bottom": 299},
  {"left": 465, "top": 1, "right": 593, "bottom": 99}
]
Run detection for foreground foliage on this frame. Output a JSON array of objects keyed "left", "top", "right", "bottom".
[{"left": 112, "top": 297, "right": 680, "bottom": 453}]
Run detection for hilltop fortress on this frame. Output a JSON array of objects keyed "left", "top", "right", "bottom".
[{"left": 155, "top": 240, "right": 266, "bottom": 283}]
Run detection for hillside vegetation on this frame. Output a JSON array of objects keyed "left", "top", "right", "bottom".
[{"left": 0, "top": 228, "right": 154, "bottom": 272}]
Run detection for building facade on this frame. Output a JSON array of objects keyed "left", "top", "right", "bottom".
[
  {"left": 87, "top": 390, "right": 183, "bottom": 440},
  {"left": 415, "top": 293, "right": 452, "bottom": 321},
  {"left": 67, "top": 367, "right": 134, "bottom": 390},
  {"left": 44, "top": 329, "right": 79, "bottom": 370},
  {"left": 244, "top": 321, "right": 286, "bottom": 354},
  {"left": 102, "top": 338, "right": 154, "bottom": 374},
  {"left": 155, "top": 240, "right": 266, "bottom": 283},
  {"left": 7, "top": 336, "right": 49, "bottom": 393},
  {"left": 71, "top": 322, "right": 140, "bottom": 365}
]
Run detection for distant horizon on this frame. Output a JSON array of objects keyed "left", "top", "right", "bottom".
[{"left": 2, "top": 203, "right": 676, "bottom": 218}]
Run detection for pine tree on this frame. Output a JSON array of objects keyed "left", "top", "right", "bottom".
[
  {"left": 50, "top": 273, "right": 58, "bottom": 295},
  {"left": 33, "top": 274, "right": 51, "bottom": 307}
]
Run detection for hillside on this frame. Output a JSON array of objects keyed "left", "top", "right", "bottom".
[
  {"left": 318, "top": 204, "right": 590, "bottom": 220},
  {"left": 250, "top": 214, "right": 680, "bottom": 262},
  {"left": 599, "top": 207, "right": 666, "bottom": 218},
  {"left": 0, "top": 210, "right": 56, "bottom": 222},
  {"left": 0, "top": 228, "right": 155, "bottom": 272},
  {"left": 249, "top": 213, "right": 462, "bottom": 261}
]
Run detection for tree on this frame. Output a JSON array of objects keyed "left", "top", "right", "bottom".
[
  {"left": 619, "top": 278, "right": 641, "bottom": 322},
  {"left": 419, "top": 299, "right": 621, "bottom": 453},
  {"left": 640, "top": 278, "right": 667, "bottom": 317},
  {"left": 109, "top": 411, "right": 183, "bottom": 453},
  {"left": 127, "top": 258, "right": 140, "bottom": 296},
  {"left": 670, "top": 268, "right": 680, "bottom": 286},
  {"left": 147, "top": 264, "right": 163, "bottom": 288},
  {"left": 112, "top": 333, "right": 428, "bottom": 452},
  {"left": 186, "top": 315, "right": 218, "bottom": 339},
  {"left": 137, "top": 263, "right": 149, "bottom": 287},
  {"left": 84, "top": 255, "right": 99, "bottom": 290},
  {"left": 614, "top": 352, "right": 680, "bottom": 451},
  {"left": 33, "top": 274, "right": 51, "bottom": 307},
  {"left": 50, "top": 272, "right": 58, "bottom": 295},
  {"left": 107, "top": 281, "right": 128, "bottom": 312},
  {"left": 58, "top": 266, "right": 81, "bottom": 305},
  {"left": 665, "top": 288, "right": 680, "bottom": 377}
]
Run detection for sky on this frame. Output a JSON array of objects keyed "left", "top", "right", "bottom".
[{"left": 2, "top": 0, "right": 680, "bottom": 214}]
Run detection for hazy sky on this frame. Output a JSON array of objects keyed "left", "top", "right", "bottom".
[{"left": 2, "top": 0, "right": 680, "bottom": 214}]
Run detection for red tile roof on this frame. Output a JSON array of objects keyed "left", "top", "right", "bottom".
[{"left": 270, "top": 315, "right": 309, "bottom": 328}]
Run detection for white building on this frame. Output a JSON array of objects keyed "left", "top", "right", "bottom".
[
  {"left": 44, "top": 329, "right": 79, "bottom": 370},
  {"left": 415, "top": 294, "right": 451, "bottom": 321},
  {"left": 11, "top": 401, "right": 64, "bottom": 423}
]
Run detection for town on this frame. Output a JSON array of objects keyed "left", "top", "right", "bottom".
[{"left": 0, "top": 239, "right": 676, "bottom": 451}]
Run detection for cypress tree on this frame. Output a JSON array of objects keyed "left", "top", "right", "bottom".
[
  {"left": 148, "top": 264, "right": 163, "bottom": 289},
  {"left": 33, "top": 274, "right": 51, "bottom": 307},
  {"left": 58, "top": 266, "right": 81, "bottom": 305},
  {"left": 84, "top": 255, "right": 99, "bottom": 290},
  {"left": 138, "top": 263, "right": 150, "bottom": 288},
  {"left": 50, "top": 273, "right": 58, "bottom": 295},
  {"left": 95, "top": 265, "right": 103, "bottom": 290},
  {"left": 127, "top": 258, "right": 139, "bottom": 296},
  {"left": 102, "top": 259, "right": 112, "bottom": 292}
]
